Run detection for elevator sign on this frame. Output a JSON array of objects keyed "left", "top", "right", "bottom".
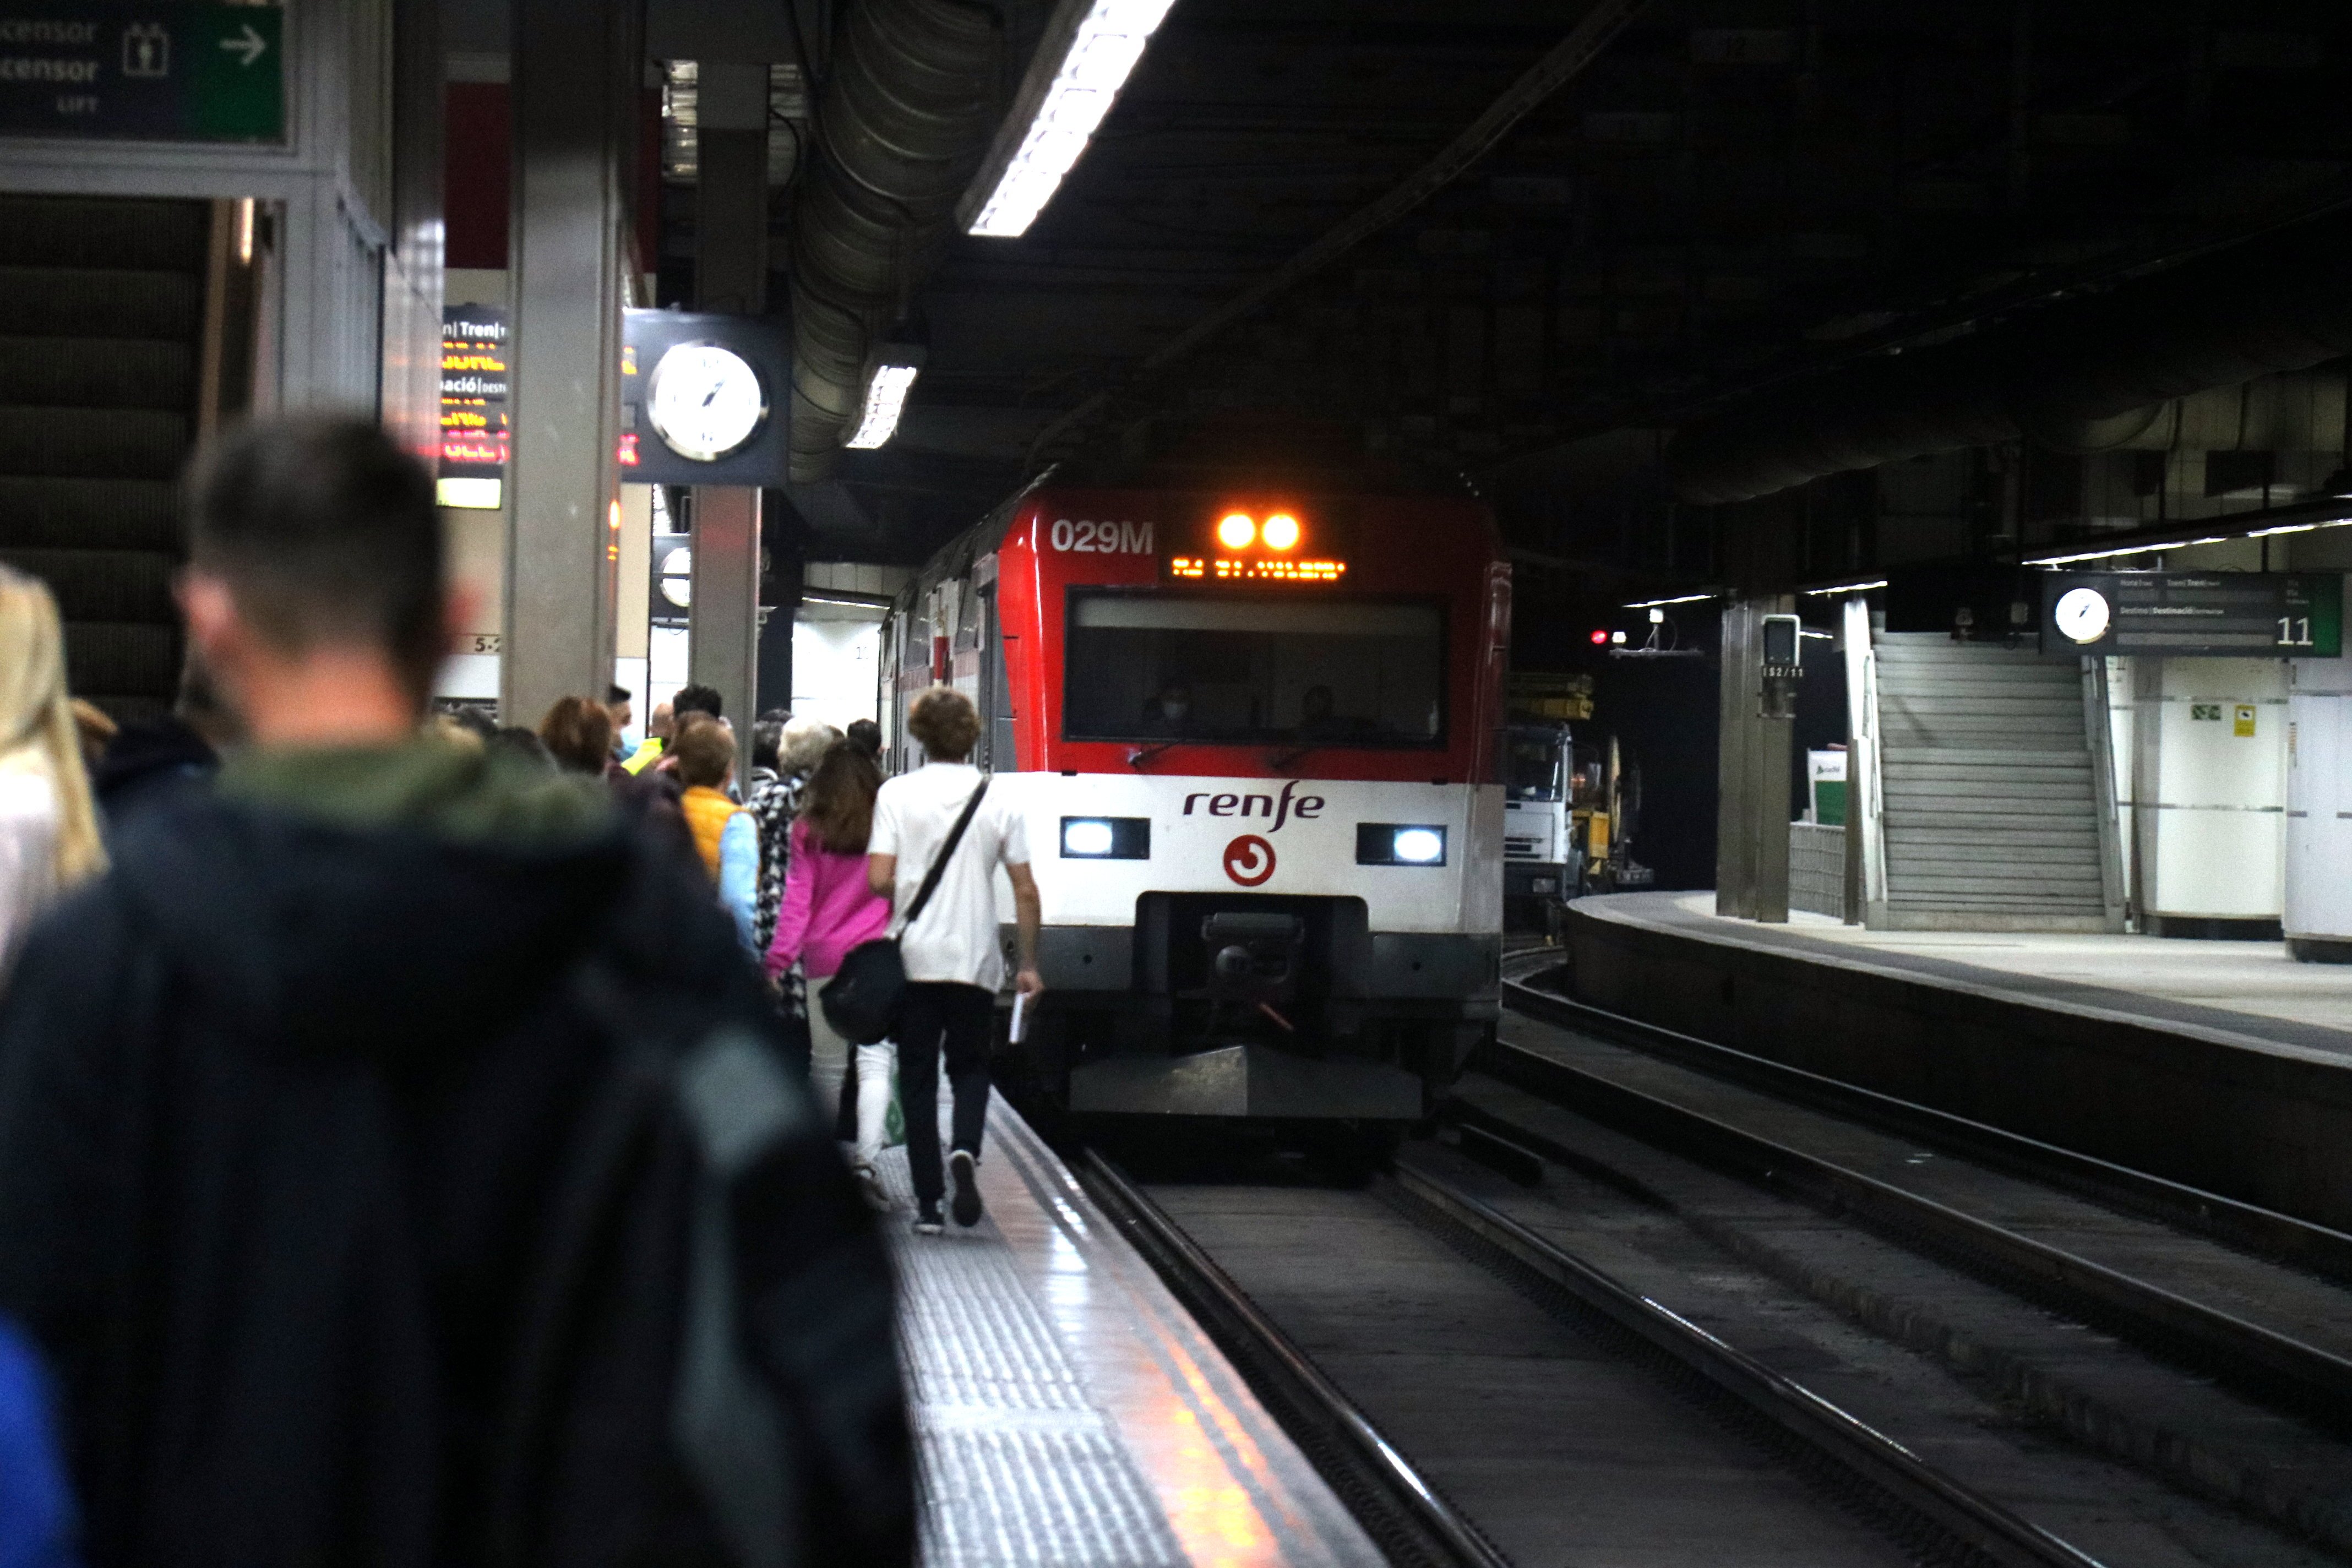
[
  {"left": 0, "top": 2, "right": 282, "bottom": 141},
  {"left": 2039, "top": 571, "right": 2343, "bottom": 658}
]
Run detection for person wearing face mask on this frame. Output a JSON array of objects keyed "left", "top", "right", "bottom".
[{"left": 1139, "top": 680, "right": 1193, "bottom": 734}]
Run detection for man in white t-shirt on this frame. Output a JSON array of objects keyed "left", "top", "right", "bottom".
[{"left": 868, "top": 687, "right": 1043, "bottom": 1234}]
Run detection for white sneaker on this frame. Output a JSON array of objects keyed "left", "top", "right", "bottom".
[{"left": 949, "top": 1148, "right": 984, "bottom": 1228}]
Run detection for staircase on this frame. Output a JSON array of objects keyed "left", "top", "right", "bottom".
[
  {"left": 0, "top": 195, "right": 210, "bottom": 719},
  {"left": 1869, "top": 633, "right": 2117, "bottom": 931}
]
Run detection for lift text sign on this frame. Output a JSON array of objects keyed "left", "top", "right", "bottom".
[
  {"left": 2040, "top": 571, "right": 2343, "bottom": 658},
  {"left": 0, "top": 2, "right": 282, "bottom": 141}
]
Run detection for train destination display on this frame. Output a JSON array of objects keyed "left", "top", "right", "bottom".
[{"left": 2040, "top": 571, "right": 2343, "bottom": 658}]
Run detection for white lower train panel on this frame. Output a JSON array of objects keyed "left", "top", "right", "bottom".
[{"left": 980, "top": 771, "right": 1505, "bottom": 936}]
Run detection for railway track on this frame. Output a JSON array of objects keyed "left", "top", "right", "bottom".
[
  {"left": 1063, "top": 948, "right": 2352, "bottom": 1566},
  {"left": 1082, "top": 1146, "right": 2110, "bottom": 1568},
  {"left": 1453, "top": 951, "right": 2352, "bottom": 1559}
]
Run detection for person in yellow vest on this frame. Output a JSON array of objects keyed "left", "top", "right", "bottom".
[
  {"left": 619, "top": 701, "right": 671, "bottom": 774},
  {"left": 670, "top": 715, "right": 758, "bottom": 951}
]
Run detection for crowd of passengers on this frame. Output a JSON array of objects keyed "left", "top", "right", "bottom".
[{"left": 0, "top": 416, "right": 1041, "bottom": 1565}]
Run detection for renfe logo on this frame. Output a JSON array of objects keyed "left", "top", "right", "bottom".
[
  {"left": 1184, "top": 778, "right": 1324, "bottom": 831},
  {"left": 1049, "top": 519, "right": 1152, "bottom": 553},
  {"left": 1223, "top": 835, "right": 1276, "bottom": 886}
]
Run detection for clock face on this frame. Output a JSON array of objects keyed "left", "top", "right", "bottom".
[
  {"left": 2054, "top": 585, "right": 2111, "bottom": 645},
  {"left": 647, "top": 343, "right": 766, "bottom": 462}
]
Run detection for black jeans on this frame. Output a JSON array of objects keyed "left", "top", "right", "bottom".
[{"left": 896, "top": 981, "right": 994, "bottom": 1208}]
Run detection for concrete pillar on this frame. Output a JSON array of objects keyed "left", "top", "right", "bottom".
[
  {"left": 1716, "top": 595, "right": 1796, "bottom": 921},
  {"left": 501, "top": 0, "right": 637, "bottom": 727},
  {"left": 689, "top": 62, "right": 769, "bottom": 759},
  {"left": 691, "top": 487, "right": 764, "bottom": 760}
]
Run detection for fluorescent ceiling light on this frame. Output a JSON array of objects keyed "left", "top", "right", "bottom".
[
  {"left": 959, "top": 0, "right": 1179, "bottom": 238},
  {"left": 1799, "top": 578, "right": 1888, "bottom": 597},
  {"left": 2025, "top": 513, "right": 2352, "bottom": 567},
  {"left": 845, "top": 361, "right": 920, "bottom": 450},
  {"left": 2028, "top": 537, "right": 2226, "bottom": 565},
  {"left": 1622, "top": 592, "right": 1716, "bottom": 609}
]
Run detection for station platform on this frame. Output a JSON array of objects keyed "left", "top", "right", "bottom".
[
  {"left": 1627, "top": 891, "right": 2352, "bottom": 1054},
  {"left": 1561, "top": 891, "right": 2352, "bottom": 1237},
  {"left": 881, "top": 1098, "right": 1376, "bottom": 1567}
]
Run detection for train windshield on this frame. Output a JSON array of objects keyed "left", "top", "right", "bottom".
[
  {"left": 1504, "top": 727, "right": 1566, "bottom": 801},
  {"left": 1064, "top": 592, "right": 1444, "bottom": 745}
]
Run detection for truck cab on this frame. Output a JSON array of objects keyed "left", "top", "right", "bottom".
[{"left": 1502, "top": 722, "right": 1577, "bottom": 933}]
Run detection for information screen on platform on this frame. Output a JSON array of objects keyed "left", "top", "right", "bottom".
[{"left": 2040, "top": 571, "right": 2343, "bottom": 657}]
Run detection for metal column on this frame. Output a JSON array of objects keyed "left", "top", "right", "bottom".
[
  {"left": 1715, "top": 595, "right": 1795, "bottom": 922},
  {"left": 689, "top": 62, "right": 769, "bottom": 752},
  {"left": 502, "top": 0, "right": 636, "bottom": 727}
]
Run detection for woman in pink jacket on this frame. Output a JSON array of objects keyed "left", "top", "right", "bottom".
[{"left": 765, "top": 741, "right": 894, "bottom": 1209}]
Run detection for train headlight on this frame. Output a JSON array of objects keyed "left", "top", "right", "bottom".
[
  {"left": 1060, "top": 816, "right": 1151, "bottom": 859},
  {"left": 1261, "top": 513, "right": 1300, "bottom": 550},
  {"left": 1217, "top": 512, "right": 1256, "bottom": 548},
  {"left": 1355, "top": 824, "right": 1447, "bottom": 866}
]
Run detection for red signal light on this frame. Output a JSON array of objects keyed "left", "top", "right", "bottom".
[{"left": 1589, "top": 629, "right": 1609, "bottom": 645}]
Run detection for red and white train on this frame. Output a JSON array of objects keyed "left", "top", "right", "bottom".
[{"left": 879, "top": 484, "right": 1509, "bottom": 1120}]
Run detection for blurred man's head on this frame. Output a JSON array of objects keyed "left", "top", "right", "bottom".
[
  {"left": 673, "top": 683, "right": 723, "bottom": 723},
  {"left": 606, "top": 683, "right": 633, "bottom": 736},
  {"left": 179, "top": 418, "right": 452, "bottom": 743},
  {"left": 845, "top": 718, "right": 881, "bottom": 759},
  {"left": 648, "top": 702, "right": 673, "bottom": 742}
]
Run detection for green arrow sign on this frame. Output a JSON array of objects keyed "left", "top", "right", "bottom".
[{"left": 0, "top": 3, "right": 285, "bottom": 143}]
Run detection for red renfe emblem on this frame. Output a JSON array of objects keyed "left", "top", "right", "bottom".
[{"left": 1223, "top": 835, "right": 1276, "bottom": 886}]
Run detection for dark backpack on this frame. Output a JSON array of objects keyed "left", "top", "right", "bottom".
[{"left": 43, "top": 816, "right": 915, "bottom": 1568}]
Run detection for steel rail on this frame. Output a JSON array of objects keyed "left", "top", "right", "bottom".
[
  {"left": 1490, "top": 971, "right": 2352, "bottom": 1429},
  {"left": 1498, "top": 965, "right": 2352, "bottom": 1288},
  {"left": 1077, "top": 1151, "right": 1515, "bottom": 1568},
  {"left": 1388, "top": 1162, "right": 2108, "bottom": 1568}
]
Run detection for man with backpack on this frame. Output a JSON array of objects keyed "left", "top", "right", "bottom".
[
  {"left": 0, "top": 417, "right": 913, "bottom": 1566},
  {"left": 866, "top": 687, "right": 1043, "bottom": 1235}
]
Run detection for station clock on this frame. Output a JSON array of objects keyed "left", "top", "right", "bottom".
[{"left": 645, "top": 342, "right": 768, "bottom": 463}]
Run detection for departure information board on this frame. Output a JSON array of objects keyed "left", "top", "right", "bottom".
[
  {"left": 2039, "top": 571, "right": 2343, "bottom": 657},
  {"left": 438, "top": 306, "right": 508, "bottom": 510}
]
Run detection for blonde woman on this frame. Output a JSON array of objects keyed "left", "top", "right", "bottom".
[{"left": 0, "top": 568, "right": 106, "bottom": 974}]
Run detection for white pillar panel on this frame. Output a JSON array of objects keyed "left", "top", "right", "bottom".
[
  {"left": 2133, "top": 657, "right": 2288, "bottom": 922},
  {"left": 2286, "top": 659, "right": 2352, "bottom": 948}
]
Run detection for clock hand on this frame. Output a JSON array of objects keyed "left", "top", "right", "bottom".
[{"left": 703, "top": 387, "right": 719, "bottom": 409}]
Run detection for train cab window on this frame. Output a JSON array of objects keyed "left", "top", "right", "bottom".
[{"left": 1064, "top": 592, "right": 1444, "bottom": 745}]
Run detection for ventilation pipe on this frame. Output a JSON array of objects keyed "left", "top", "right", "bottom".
[
  {"left": 787, "top": 0, "right": 999, "bottom": 483},
  {"left": 1663, "top": 209, "right": 2352, "bottom": 505}
]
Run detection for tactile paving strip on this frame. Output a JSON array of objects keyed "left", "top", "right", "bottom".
[{"left": 876, "top": 1146, "right": 1191, "bottom": 1567}]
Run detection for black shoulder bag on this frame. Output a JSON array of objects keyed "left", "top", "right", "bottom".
[{"left": 819, "top": 777, "right": 989, "bottom": 1045}]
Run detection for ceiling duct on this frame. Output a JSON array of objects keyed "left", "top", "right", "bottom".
[
  {"left": 787, "top": 0, "right": 998, "bottom": 483},
  {"left": 1664, "top": 209, "right": 2352, "bottom": 506}
]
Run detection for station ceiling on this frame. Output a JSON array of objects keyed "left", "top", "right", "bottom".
[{"left": 483, "top": 0, "right": 2352, "bottom": 574}]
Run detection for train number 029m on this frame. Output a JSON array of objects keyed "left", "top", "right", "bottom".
[{"left": 1049, "top": 518, "right": 1154, "bottom": 554}]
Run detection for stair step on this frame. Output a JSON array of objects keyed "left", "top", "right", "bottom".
[
  {"left": 0, "top": 197, "right": 206, "bottom": 272},
  {"left": 0, "top": 548, "right": 176, "bottom": 623},
  {"left": 0, "top": 337, "right": 194, "bottom": 412},
  {"left": 0, "top": 407, "right": 188, "bottom": 481},
  {"left": 62, "top": 620, "right": 178, "bottom": 696},
  {"left": 0, "top": 268, "right": 202, "bottom": 342},
  {"left": 0, "top": 476, "right": 179, "bottom": 552}
]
